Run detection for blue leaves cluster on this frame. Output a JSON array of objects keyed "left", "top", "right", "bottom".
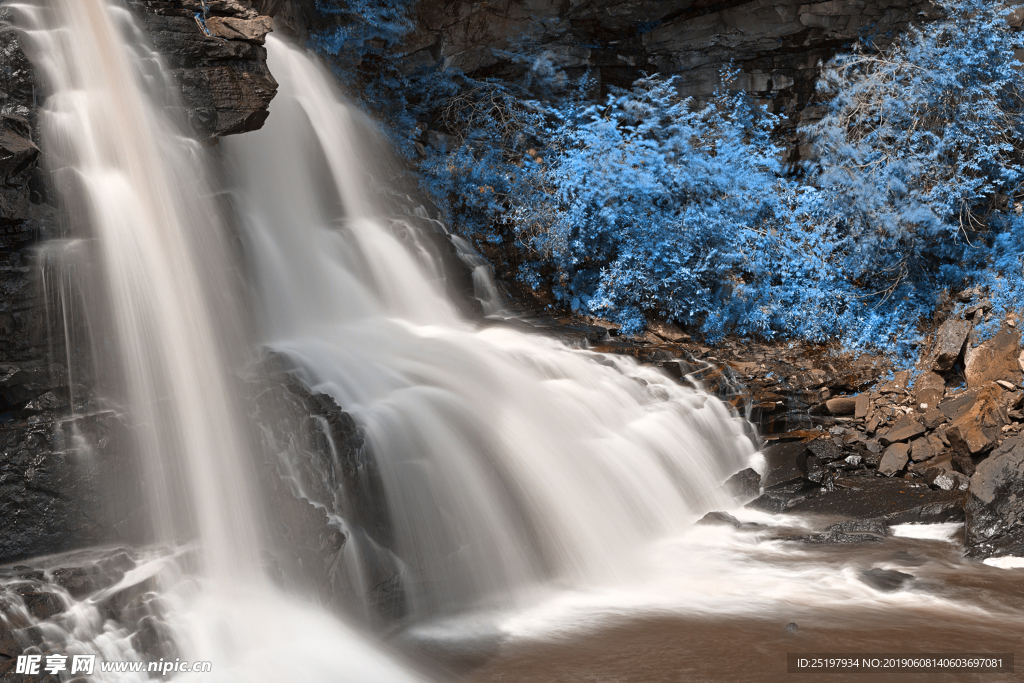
[{"left": 313, "top": 0, "right": 1024, "bottom": 362}]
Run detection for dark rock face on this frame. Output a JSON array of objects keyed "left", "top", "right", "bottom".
[
  {"left": 0, "top": 0, "right": 277, "bottom": 565},
  {"left": 965, "top": 436, "right": 1024, "bottom": 558},
  {"left": 395, "top": 0, "right": 936, "bottom": 157},
  {"left": 0, "top": 413, "right": 149, "bottom": 563},
  {"left": 250, "top": 357, "right": 407, "bottom": 622},
  {"left": 126, "top": 0, "right": 278, "bottom": 137}
]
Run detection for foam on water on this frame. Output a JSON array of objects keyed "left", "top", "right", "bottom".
[{"left": 224, "top": 36, "right": 756, "bottom": 619}]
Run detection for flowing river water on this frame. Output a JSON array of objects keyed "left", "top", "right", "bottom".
[{"left": 3, "top": 1, "right": 1024, "bottom": 681}]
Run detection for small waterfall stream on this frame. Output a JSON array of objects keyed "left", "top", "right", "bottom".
[
  {"left": 6, "top": 1, "right": 427, "bottom": 680},
  {"left": 224, "top": 36, "right": 756, "bottom": 619}
]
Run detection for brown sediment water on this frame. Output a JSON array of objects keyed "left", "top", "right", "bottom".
[{"left": 459, "top": 610, "right": 1022, "bottom": 683}]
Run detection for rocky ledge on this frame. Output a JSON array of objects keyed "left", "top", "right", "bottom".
[
  {"left": 127, "top": 0, "right": 278, "bottom": 137},
  {"left": 560, "top": 286, "right": 1024, "bottom": 561}
]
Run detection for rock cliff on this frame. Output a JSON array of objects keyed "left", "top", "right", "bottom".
[{"left": 0, "top": 0, "right": 277, "bottom": 563}]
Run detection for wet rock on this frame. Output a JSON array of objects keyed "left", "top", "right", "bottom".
[
  {"left": 878, "top": 415, "right": 926, "bottom": 445},
  {"left": 724, "top": 468, "right": 761, "bottom": 501},
  {"left": 746, "top": 481, "right": 817, "bottom": 514},
  {"left": 878, "top": 443, "right": 910, "bottom": 476},
  {"left": 860, "top": 568, "right": 913, "bottom": 592},
  {"left": 15, "top": 588, "right": 64, "bottom": 621},
  {"left": 50, "top": 567, "right": 99, "bottom": 599},
  {"left": 931, "top": 470, "right": 970, "bottom": 492},
  {"left": 795, "top": 530, "right": 882, "bottom": 544},
  {"left": 760, "top": 441, "right": 811, "bottom": 489},
  {"left": 965, "top": 436, "right": 1024, "bottom": 558},
  {"left": 827, "top": 519, "right": 889, "bottom": 538},
  {"left": 932, "top": 319, "right": 970, "bottom": 372},
  {"left": 131, "top": 614, "right": 179, "bottom": 661},
  {"left": 127, "top": 1, "right": 278, "bottom": 137},
  {"left": 965, "top": 328, "right": 1022, "bottom": 388},
  {"left": 0, "top": 125, "right": 39, "bottom": 188},
  {"left": 206, "top": 15, "right": 273, "bottom": 43},
  {"left": 786, "top": 477, "right": 965, "bottom": 524},
  {"left": 808, "top": 438, "right": 845, "bottom": 462},
  {"left": 696, "top": 511, "right": 742, "bottom": 528}
]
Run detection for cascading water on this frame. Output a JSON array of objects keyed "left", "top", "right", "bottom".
[
  {"left": 7, "top": 1, "right": 426, "bottom": 680},
  {"left": 224, "top": 36, "right": 758, "bottom": 619}
]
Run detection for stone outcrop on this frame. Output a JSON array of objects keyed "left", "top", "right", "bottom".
[
  {"left": 126, "top": 0, "right": 278, "bottom": 137},
  {"left": 250, "top": 355, "right": 407, "bottom": 621},
  {"left": 965, "top": 436, "right": 1024, "bottom": 558}
]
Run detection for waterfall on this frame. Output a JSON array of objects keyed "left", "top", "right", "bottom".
[
  {"left": 10, "top": 1, "right": 425, "bottom": 680},
  {"left": 224, "top": 37, "right": 757, "bottom": 619}
]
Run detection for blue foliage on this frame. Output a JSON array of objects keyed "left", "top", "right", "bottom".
[{"left": 311, "top": 0, "right": 1024, "bottom": 362}]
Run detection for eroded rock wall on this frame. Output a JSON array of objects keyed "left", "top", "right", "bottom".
[{"left": 0, "top": 0, "right": 278, "bottom": 563}]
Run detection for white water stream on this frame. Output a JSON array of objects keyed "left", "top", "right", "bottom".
[
  {"left": 8, "top": 1, "right": 424, "bottom": 680},
  {"left": 224, "top": 36, "right": 756, "bottom": 619}
]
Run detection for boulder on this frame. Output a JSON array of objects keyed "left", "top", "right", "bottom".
[
  {"left": 964, "top": 328, "right": 1022, "bottom": 388},
  {"left": 696, "top": 511, "right": 742, "bottom": 528},
  {"left": 723, "top": 468, "right": 761, "bottom": 501},
  {"left": 909, "top": 434, "right": 943, "bottom": 463},
  {"left": 878, "top": 415, "right": 926, "bottom": 445},
  {"left": 826, "top": 518, "right": 888, "bottom": 538},
  {"left": 911, "top": 451, "right": 954, "bottom": 477},
  {"left": 808, "top": 438, "right": 845, "bottom": 462},
  {"left": 878, "top": 443, "right": 910, "bottom": 476},
  {"left": 915, "top": 370, "right": 946, "bottom": 398},
  {"left": 825, "top": 396, "right": 857, "bottom": 415},
  {"left": 649, "top": 321, "right": 690, "bottom": 342},
  {"left": 931, "top": 470, "right": 970, "bottom": 492},
  {"left": 921, "top": 407, "right": 946, "bottom": 430},
  {"left": 932, "top": 318, "right": 970, "bottom": 372},
  {"left": 760, "top": 441, "right": 811, "bottom": 489},
  {"left": 860, "top": 568, "right": 913, "bottom": 592},
  {"left": 942, "top": 384, "right": 1007, "bottom": 463},
  {"left": 965, "top": 436, "right": 1024, "bottom": 557},
  {"left": 786, "top": 477, "right": 965, "bottom": 524},
  {"left": 854, "top": 393, "right": 870, "bottom": 419},
  {"left": 915, "top": 387, "right": 943, "bottom": 412}
]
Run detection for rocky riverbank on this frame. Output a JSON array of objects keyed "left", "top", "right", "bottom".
[{"left": 540, "top": 285, "right": 1024, "bottom": 562}]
